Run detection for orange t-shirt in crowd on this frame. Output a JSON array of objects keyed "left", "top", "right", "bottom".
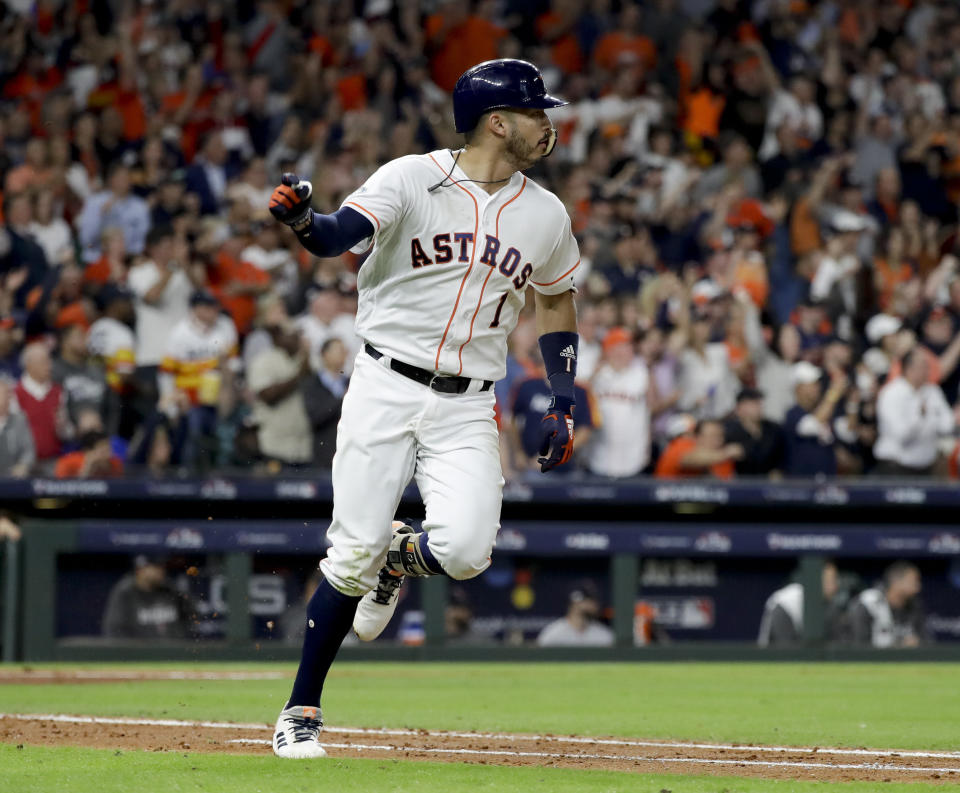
[
  {"left": 873, "top": 257, "right": 915, "bottom": 311},
  {"left": 337, "top": 73, "right": 368, "bottom": 111},
  {"left": 682, "top": 86, "right": 725, "bottom": 140},
  {"left": 208, "top": 251, "right": 270, "bottom": 335},
  {"left": 593, "top": 31, "right": 657, "bottom": 72},
  {"left": 161, "top": 89, "right": 217, "bottom": 161},
  {"left": 790, "top": 196, "right": 822, "bottom": 257},
  {"left": 731, "top": 252, "right": 770, "bottom": 309},
  {"left": 84, "top": 256, "right": 121, "bottom": 286},
  {"left": 535, "top": 12, "right": 583, "bottom": 74},
  {"left": 54, "top": 451, "right": 124, "bottom": 479},
  {"left": 654, "top": 437, "right": 735, "bottom": 479},
  {"left": 88, "top": 84, "right": 147, "bottom": 142},
  {"left": 424, "top": 14, "right": 506, "bottom": 93}
]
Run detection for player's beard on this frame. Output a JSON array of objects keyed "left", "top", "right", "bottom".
[{"left": 503, "top": 126, "right": 540, "bottom": 171}]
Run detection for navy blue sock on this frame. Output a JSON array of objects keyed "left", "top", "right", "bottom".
[
  {"left": 287, "top": 578, "right": 361, "bottom": 707},
  {"left": 416, "top": 532, "right": 447, "bottom": 576}
]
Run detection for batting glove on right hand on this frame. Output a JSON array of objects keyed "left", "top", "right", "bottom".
[
  {"left": 269, "top": 173, "right": 313, "bottom": 228},
  {"left": 537, "top": 395, "right": 575, "bottom": 472}
]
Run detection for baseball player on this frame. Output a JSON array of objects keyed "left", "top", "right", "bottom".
[{"left": 268, "top": 59, "right": 580, "bottom": 759}]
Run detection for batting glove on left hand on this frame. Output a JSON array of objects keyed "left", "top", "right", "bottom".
[
  {"left": 269, "top": 173, "right": 313, "bottom": 228},
  {"left": 538, "top": 395, "right": 575, "bottom": 472}
]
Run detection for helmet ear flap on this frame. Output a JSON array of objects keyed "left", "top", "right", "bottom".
[{"left": 543, "top": 127, "right": 558, "bottom": 157}]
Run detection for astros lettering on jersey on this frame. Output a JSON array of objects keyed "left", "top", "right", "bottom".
[{"left": 342, "top": 149, "right": 580, "bottom": 381}]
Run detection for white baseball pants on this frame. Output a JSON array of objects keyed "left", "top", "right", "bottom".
[{"left": 319, "top": 350, "right": 503, "bottom": 597}]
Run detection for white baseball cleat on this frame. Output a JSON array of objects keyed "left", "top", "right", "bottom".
[
  {"left": 353, "top": 521, "right": 415, "bottom": 641},
  {"left": 272, "top": 704, "right": 327, "bottom": 758}
]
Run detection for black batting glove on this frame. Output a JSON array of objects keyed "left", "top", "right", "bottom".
[{"left": 537, "top": 395, "right": 575, "bottom": 472}]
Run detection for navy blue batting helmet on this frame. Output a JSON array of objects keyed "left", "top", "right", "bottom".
[{"left": 453, "top": 59, "right": 567, "bottom": 135}]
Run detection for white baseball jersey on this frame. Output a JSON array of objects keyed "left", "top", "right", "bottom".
[
  {"left": 87, "top": 316, "right": 136, "bottom": 392},
  {"left": 588, "top": 360, "right": 651, "bottom": 477},
  {"left": 159, "top": 314, "right": 238, "bottom": 404},
  {"left": 341, "top": 149, "right": 580, "bottom": 381}
]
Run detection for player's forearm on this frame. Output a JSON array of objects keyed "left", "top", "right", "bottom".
[
  {"left": 293, "top": 206, "right": 375, "bottom": 258},
  {"left": 534, "top": 289, "right": 578, "bottom": 335}
]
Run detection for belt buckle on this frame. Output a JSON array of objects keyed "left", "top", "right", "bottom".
[{"left": 428, "top": 373, "right": 442, "bottom": 391}]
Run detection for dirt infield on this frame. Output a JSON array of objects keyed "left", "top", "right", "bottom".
[{"left": 2, "top": 713, "right": 959, "bottom": 784}]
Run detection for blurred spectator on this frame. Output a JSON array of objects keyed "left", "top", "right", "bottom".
[
  {"left": 0, "top": 376, "right": 35, "bottom": 477},
  {"left": 207, "top": 235, "right": 271, "bottom": 337},
  {"left": 54, "top": 429, "right": 123, "bottom": 479},
  {"left": 2, "top": 192, "right": 49, "bottom": 305},
  {"left": 723, "top": 387, "right": 785, "bottom": 477},
  {"left": 677, "top": 306, "right": 738, "bottom": 420},
  {"left": 810, "top": 211, "right": 869, "bottom": 329},
  {"left": 77, "top": 163, "right": 151, "bottom": 263},
  {"left": 782, "top": 362, "right": 845, "bottom": 477},
  {"left": 297, "top": 286, "right": 341, "bottom": 373},
  {"left": 127, "top": 226, "right": 196, "bottom": 377},
  {"left": 52, "top": 323, "right": 107, "bottom": 427},
  {"left": 873, "top": 348, "right": 955, "bottom": 475},
  {"left": 241, "top": 222, "right": 298, "bottom": 303},
  {"left": 757, "top": 560, "right": 845, "bottom": 647},
  {"left": 445, "top": 586, "right": 484, "bottom": 646},
  {"left": 694, "top": 134, "right": 763, "bottom": 203},
  {"left": 0, "top": 0, "right": 958, "bottom": 482},
  {"left": 743, "top": 304, "right": 799, "bottom": 423},
  {"left": 0, "top": 319, "right": 22, "bottom": 381},
  {"left": 186, "top": 132, "right": 231, "bottom": 216},
  {"left": 862, "top": 312, "right": 908, "bottom": 381},
  {"left": 247, "top": 321, "right": 312, "bottom": 469},
  {"left": 640, "top": 326, "right": 681, "bottom": 452},
  {"left": 227, "top": 157, "right": 274, "bottom": 220},
  {"left": 654, "top": 416, "right": 742, "bottom": 479},
  {"left": 87, "top": 285, "right": 136, "bottom": 435},
  {"left": 302, "top": 337, "right": 350, "bottom": 470},
  {"left": 537, "top": 580, "right": 614, "bottom": 647},
  {"left": 575, "top": 303, "right": 602, "bottom": 381},
  {"left": 29, "top": 189, "right": 73, "bottom": 266},
  {"left": 586, "top": 327, "right": 652, "bottom": 477},
  {"left": 14, "top": 342, "right": 71, "bottom": 463},
  {"left": 424, "top": 0, "right": 506, "bottom": 94},
  {"left": 159, "top": 291, "right": 238, "bottom": 469},
  {"left": 83, "top": 227, "right": 128, "bottom": 289},
  {"left": 847, "top": 561, "right": 929, "bottom": 648},
  {"left": 102, "top": 554, "right": 196, "bottom": 640}
]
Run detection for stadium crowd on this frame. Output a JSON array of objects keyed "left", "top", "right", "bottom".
[{"left": 3, "top": 0, "right": 960, "bottom": 480}]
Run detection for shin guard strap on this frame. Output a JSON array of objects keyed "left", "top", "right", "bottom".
[{"left": 385, "top": 532, "right": 444, "bottom": 576}]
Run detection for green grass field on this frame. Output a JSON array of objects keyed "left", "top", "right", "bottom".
[{"left": 2, "top": 662, "right": 959, "bottom": 793}]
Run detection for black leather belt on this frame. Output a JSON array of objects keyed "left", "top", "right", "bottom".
[{"left": 365, "top": 344, "right": 493, "bottom": 394}]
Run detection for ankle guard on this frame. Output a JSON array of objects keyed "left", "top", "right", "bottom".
[{"left": 384, "top": 529, "right": 441, "bottom": 577}]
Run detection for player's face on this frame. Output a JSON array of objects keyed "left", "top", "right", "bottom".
[{"left": 503, "top": 109, "right": 553, "bottom": 170}]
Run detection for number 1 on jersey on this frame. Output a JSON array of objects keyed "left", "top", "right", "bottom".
[{"left": 489, "top": 292, "right": 508, "bottom": 328}]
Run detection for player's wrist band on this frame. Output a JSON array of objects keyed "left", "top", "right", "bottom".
[{"left": 538, "top": 331, "right": 578, "bottom": 402}]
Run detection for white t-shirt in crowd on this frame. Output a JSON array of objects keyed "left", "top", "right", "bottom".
[
  {"left": 588, "top": 359, "right": 651, "bottom": 477},
  {"left": 127, "top": 260, "right": 194, "bottom": 367},
  {"left": 677, "top": 344, "right": 738, "bottom": 420},
  {"left": 874, "top": 377, "right": 954, "bottom": 468}
]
